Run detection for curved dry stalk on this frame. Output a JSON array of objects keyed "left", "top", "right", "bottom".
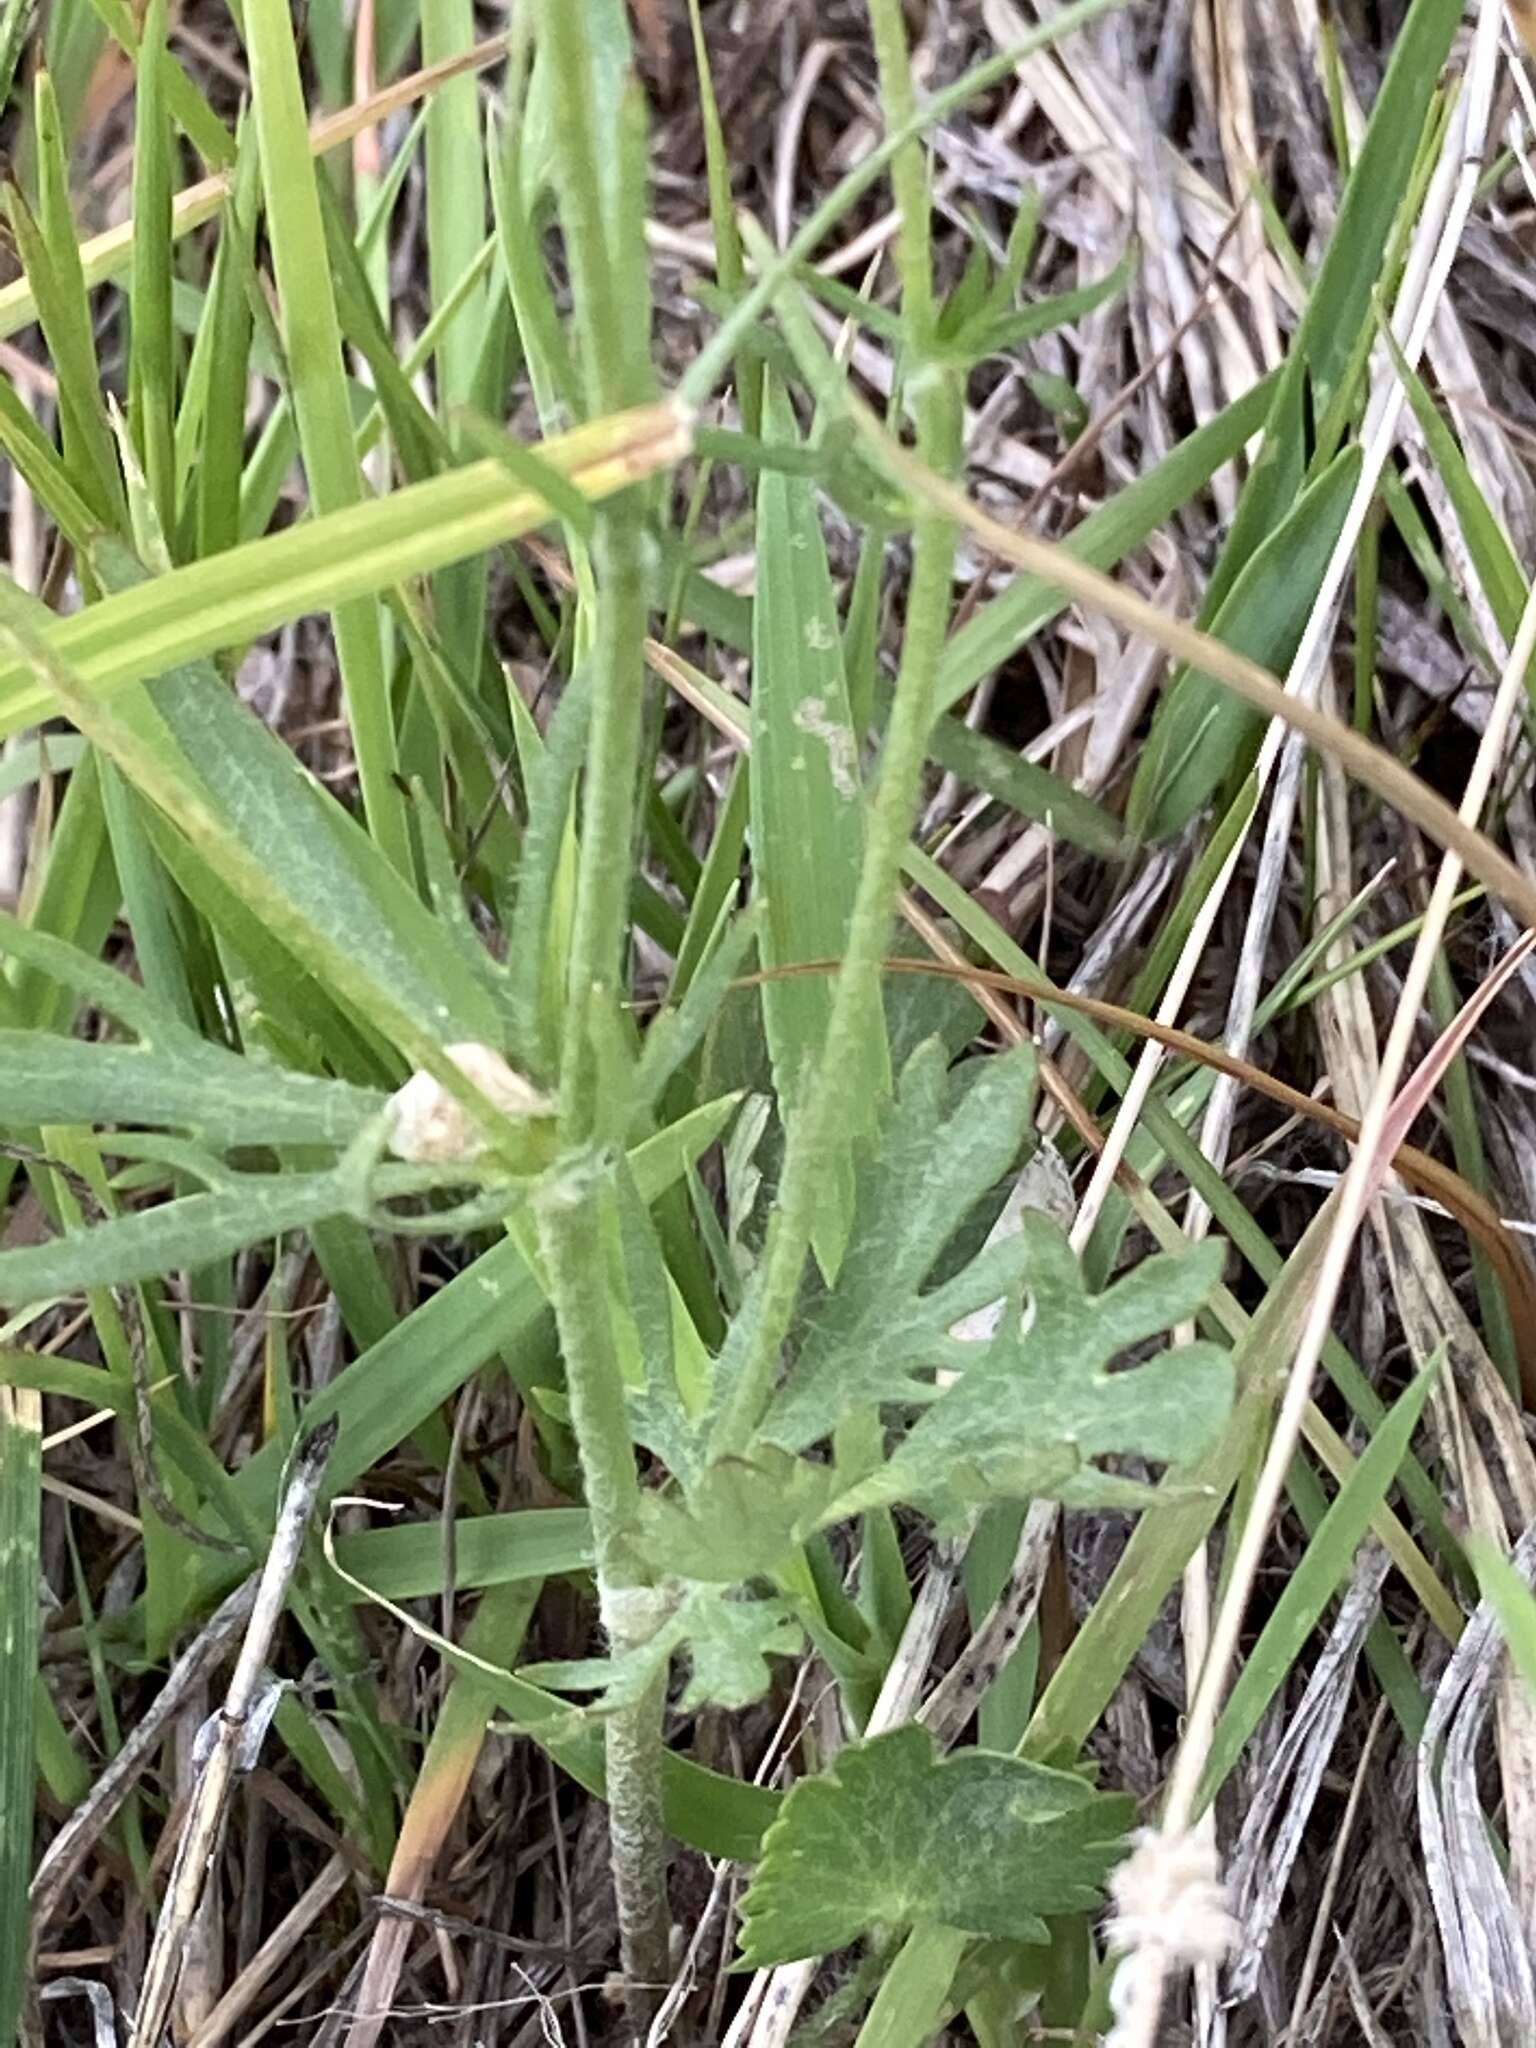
[{"left": 128, "top": 1422, "right": 338, "bottom": 2048}]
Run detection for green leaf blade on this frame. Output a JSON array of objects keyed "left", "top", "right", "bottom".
[{"left": 737, "top": 1723, "right": 1133, "bottom": 1965}]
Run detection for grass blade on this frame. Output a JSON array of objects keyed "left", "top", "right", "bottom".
[
  {"left": 240, "top": 0, "right": 409, "bottom": 871},
  {"left": 751, "top": 374, "right": 885, "bottom": 1270},
  {"left": 0, "top": 1386, "right": 40, "bottom": 2048}
]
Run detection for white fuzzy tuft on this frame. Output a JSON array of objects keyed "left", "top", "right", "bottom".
[
  {"left": 1104, "top": 1828, "right": 1238, "bottom": 2047},
  {"left": 387, "top": 1043, "right": 550, "bottom": 1163},
  {"left": 1107, "top": 1828, "right": 1237, "bottom": 1968}
]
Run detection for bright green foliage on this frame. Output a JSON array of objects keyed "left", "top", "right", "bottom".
[
  {"left": 0, "top": 1391, "right": 40, "bottom": 2048},
  {"left": 1128, "top": 0, "right": 1461, "bottom": 837},
  {"left": 631, "top": 1446, "right": 846, "bottom": 1582},
  {"left": 0, "top": 0, "right": 1482, "bottom": 2027},
  {"left": 0, "top": 1027, "right": 383, "bottom": 1146},
  {"left": 933, "top": 239, "right": 1134, "bottom": 370},
  {"left": 758, "top": 1038, "right": 1041, "bottom": 1454},
  {"left": 864, "top": 1216, "right": 1233, "bottom": 1519},
  {"left": 527, "top": 1584, "right": 805, "bottom": 1712},
  {"left": 737, "top": 1724, "right": 1133, "bottom": 1964},
  {"left": 751, "top": 374, "right": 881, "bottom": 1272},
  {"left": 1129, "top": 447, "right": 1363, "bottom": 838}
]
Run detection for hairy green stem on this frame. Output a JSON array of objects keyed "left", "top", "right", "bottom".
[
  {"left": 533, "top": 1175, "right": 672, "bottom": 2014},
  {"left": 560, "top": 518, "right": 649, "bottom": 1131},
  {"left": 865, "top": 0, "right": 934, "bottom": 344},
  {"left": 535, "top": 0, "right": 669, "bottom": 2025}
]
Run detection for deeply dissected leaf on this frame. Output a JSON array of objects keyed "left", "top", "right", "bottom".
[
  {"left": 736, "top": 1723, "right": 1133, "bottom": 1965},
  {"left": 525, "top": 1584, "right": 804, "bottom": 1713},
  {"left": 631, "top": 1447, "right": 847, "bottom": 1582},
  {"left": 678, "top": 1590, "right": 805, "bottom": 1710},
  {"left": 756, "top": 1038, "right": 1038, "bottom": 1454},
  {"left": 861, "top": 1214, "right": 1233, "bottom": 1518}
]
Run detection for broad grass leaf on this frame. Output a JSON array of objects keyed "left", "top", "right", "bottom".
[
  {"left": 1129, "top": 445, "right": 1363, "bottom": 840},
  {"left": 506, "top": 664, "right": 591, "bottom": 1075},
  {"left": 750, "top": 374, "right": 883, "bottom": 1272},
  {"left": 736, "top": 1723, "right": 1133, "bottom": 1965},
  {"left": 519, "top": 0, "right": 631, "bottom": 216},
  {"left": 331, "top": 1507, "right": 593, "bottom": 1602},
  {"left": 0, "top": 403, "right": 692, "bottom": 741},
  {"left": 91, "top": 537, "right": 504, "bottom": 1049},
  {"left": 866, "top": 1215, "right": 1232, "bottom": 1518},
  {"left": 756, "top": 1038, "right": 1038, "bottom": 1454}
]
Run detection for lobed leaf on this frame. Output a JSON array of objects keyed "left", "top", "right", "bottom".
[
  {"left": 865, "top": 1214, "right": 1233, "bottom": 1519},
  {"left": 737, "top": 1723, "right": 1133, "bottom": 1964},
  {"left": 631, "top": 1446, "right": 847, "bottom": 1583},
  {"left": 756, "top": 1037, "right": 1039, "bottom": 1454},
  {"left": 525, "top": 1584, "right": 804, "bottom": 1713}
]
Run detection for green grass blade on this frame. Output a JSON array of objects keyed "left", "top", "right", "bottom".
[
  {"left": 0, "top": 0, "right": 35, "bottom": 115},
  {"left": 1380, "top": 310, "right": 1529, "bottom": 640},
  {"left": 899, "top": 683, "right": 1125, "bottom": 857},
  {"left": 855, "top": 1924, "right": 970, "bottom": 2048},
  {"left": 11, "top": 73, "right": 125, "bottom": 527},
  {"left": 1194, "top": 1361, "right": 1439, "bottom": 1810},
  {"left": 186, "top": 157, "right": 259, "bottom": 559},
  {"left": 938, "top": 372, "right": 1277, "bottom": 709},
  {"left": 127, "top": 0, "right": 176, "bottom": 535},
  {"left": 1128, "top": 444, "right": 1363, "bottom": 838},
  {"left": 332, "top": 1507, "right": 592, "bottom": 1601},
  {"left": 0, "top": 368, "right": 106, "bottom": 553},
  {"left": 751, "top": 374, "right": 885, "bottom": 1269},
  {"left": 684, "top": 0, "right": 759, "bottom": 432},
  {"left": 1292, "top": 0, "right": 1460, "bottom": 420},
  {"left": 239, "top": 0, "right": 410, "bottom": 872},
  {"left": 1471, "top": 1541, "right": 1536, "bottom": 1700},
  {"left": 86, "top": 0, "right": 234, "bottom": 166},
  {"left": 0, "top": 402, "right": 691, "bottom": 740},
  {"left": 0, "top": 1387, "right": 40, "bottom": 2048}
]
